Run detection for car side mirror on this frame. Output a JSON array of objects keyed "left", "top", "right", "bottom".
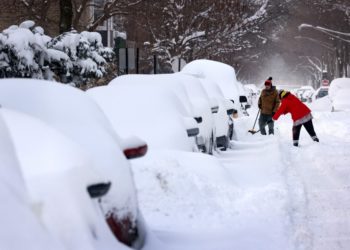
[
  {"left": 87, "top": 182, "right": 111, "bottom": 198},
  {"left": 239, "top": 96, "right": 248, "bottom": 103},
  {"left": 226, "top": 108, "right": 234, "bottom": 115},
  {"left": 194, "top": 116, "right": 203, "bottom": 123},
  {"left": 186, "top": 127, "right": 200, "bottom": 137},
  {"left": 227, "top": 108, "right": 238, "bottom": 115},
  {"left": 183, "top": 117, "right": 200, "bottom": 137}
]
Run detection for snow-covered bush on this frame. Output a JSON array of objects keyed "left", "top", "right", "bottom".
[
  {"left": 49, "top": 31, "right": 114, "bottom": 85},
  {"left": 0, "top": 21, "right": 114, "bottom": 86}
]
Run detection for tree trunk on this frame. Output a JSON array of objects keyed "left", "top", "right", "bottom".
[{"left": 60, "top": 0, "right": 73, "bottom": 33}]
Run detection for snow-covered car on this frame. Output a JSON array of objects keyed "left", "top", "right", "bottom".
[
  {"left": 88, "top": 76, "right": 200, "bottom": 152},
  {"left": 0, "top": 110, "right": 64, "bottom": 250},
  {"left": 296, "top": 85, "right": 315, "bottom": 103},
  {"left": 107, "top": 74, "right": 214, "bottom": 153},
  {"left": 244, "top": 84, "right": 259, "bottom": 103},
  {"left": 2, "top": 108, "right": 133, "bottom": 250},
  {"left": 236, "top": 81, "right": 251, "bottom": 115},
  {"left": 329, "top": 78, "right": 350, "bottom": 111},
  {"left": 171, "top": 72, "right": 216, "bottom": 153},
  {"left": 313, "top": 86, "right": 329, "bottom": 100},
  {"left": 181, "top": 59, "right": 246, "bottom": 116},
  {"left": 0, "top": 79, "right": 147, "bottom": 248},
  {"left": 186, "top": 75, "right": 237, "bottom": 149}
]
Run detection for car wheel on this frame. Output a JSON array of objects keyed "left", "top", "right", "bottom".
[
  {"left": 207, "top": 132, "right": 214, "bottom": 155},
  {"left": 106, "top": 212, "right": 138, "bottom": 246}
]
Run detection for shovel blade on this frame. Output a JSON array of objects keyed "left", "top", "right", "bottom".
[{"left": 248, "top": 129, "right": 259, "bottom": 134}]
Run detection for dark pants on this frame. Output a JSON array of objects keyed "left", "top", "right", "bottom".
[
  {"left": 292, "top": 119, "right": 318, "bottom": 146},
  {"left": 259, "top": 113, "right": 274, "bottom": 135}
]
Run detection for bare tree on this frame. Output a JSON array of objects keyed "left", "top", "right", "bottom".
[
  {"left": 129, "top": 0, "right": 285, "bottom": 72},
  {"left": 16, "top": 0, "right": 59, "bottom": 35},
  {"left": 71, "top": 0, "right": 144, "bottom": 31}
]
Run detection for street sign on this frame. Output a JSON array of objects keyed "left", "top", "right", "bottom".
[{"left": 321, "top": 79, "right": 330, "bottom": 86}]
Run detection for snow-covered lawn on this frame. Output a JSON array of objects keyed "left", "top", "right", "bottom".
[{"left": 133, "top": 104, "right": 350, "bottom": 250}]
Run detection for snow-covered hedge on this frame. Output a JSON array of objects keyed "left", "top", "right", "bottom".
[{"left": 0, "top": 21, "right": 114, "bottom": 86}]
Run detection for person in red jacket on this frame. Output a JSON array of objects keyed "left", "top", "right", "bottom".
[{"left": 272, "top": 90, "right": 319, "bottom": 147}]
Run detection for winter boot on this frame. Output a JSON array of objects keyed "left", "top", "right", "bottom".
[{"left": 312, "top": 136, "right": 319, "bottom": 142}]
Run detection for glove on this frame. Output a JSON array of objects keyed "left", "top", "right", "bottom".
[{"left": 272, "top": 112, "right": 275, "bottom": 116}]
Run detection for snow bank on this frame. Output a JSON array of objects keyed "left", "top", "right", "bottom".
[{"left": 329, "top": 78, "right": 350, "bottom": 111}]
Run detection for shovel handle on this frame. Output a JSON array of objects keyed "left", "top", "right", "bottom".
[{"left": 252, "top": 109, "right": 260, "bottom": 130}]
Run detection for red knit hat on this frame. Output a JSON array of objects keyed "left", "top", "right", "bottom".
[
  {"left": 264, "top": 76, "right": 273, "bottom": 86},
  {"left": 264, "top": 80, "right": 272, "bottom": 86}
]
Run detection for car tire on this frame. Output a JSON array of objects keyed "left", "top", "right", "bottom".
[{"left": 207, "top": 132, "right": 214, "bottom": 155}]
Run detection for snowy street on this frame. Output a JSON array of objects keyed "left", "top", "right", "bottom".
[
  {"left": 136, "top": 104, "right": 350, "bottom": 250},
  {"left": 1, "top": 1, "right": 350, "bottom": 249}
]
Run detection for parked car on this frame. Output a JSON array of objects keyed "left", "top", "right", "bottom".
[
  {"left": 88, "top": 76, "right": 200, "bottom": 152},
  {"left": 244, "top": 84, "right": 259, "bottom": 102},
  {"left": 107, "top": 74, "right": 214, "bottom": 153},
  {"left": 296, "top": 85, "right": 315, "bottom": 103},
  {"left": 172, "top": 72, "right": 216, "bottom": 153},
  {"left": 236, "top": 81, "right": 251, "bottom": 115},
  {"left": 0, "top": 79, "right": 147, "bottom": 248},
  {"left": 329, "top": 78, "right": 350, "bottom": 111},
  {"left": 313, "top": 86, "right": 329, "bottom": 100},
  {"left": 0, "top": 109, "right": 64, "bottom": 250},
  {"left": 184, "top": 74, "right": 237, "bottom": 149},
  {"left": 181, "top": 59, "right": 247, "bottom": 116},
  {"left": 2, "top": 108, "right": 134, "bottom": 250}
]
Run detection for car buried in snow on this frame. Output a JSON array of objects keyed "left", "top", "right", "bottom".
[
  {"left": 107, "top": 73, "right": 215, "bottom": 154},
  {"left": 172, "top": 72, "right": 216, "bottom": 153},
  {"left": 313, "top": 86, "right": 329, "bottom": 100},
  {"left": 329, "top": 78, "right": 350, "bottom": 111},
  {"left": 296, "top": 85, "right": 315, "bottom": 103},
  {"left": 181, "top": 59, "right": 248, "bottom": 117},
  {"left": 181, "top": 73, "right": 238, "bottom": 149},
  {"left": 0, "top": 109, "right": 65, "bottom": 250},
  {"left": 88, "top": 76, "right": 200, "bottom": 153},
  {"left": 1, "top": 107, "right": 135, "bottom": 250},
  {"left": 0, "top": 79, "right": 147, "bottom": 249}
]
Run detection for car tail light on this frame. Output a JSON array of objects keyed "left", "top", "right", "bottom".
[
  {"left": 106, "top": 213, "right": 138, "bottom": 246},
  {"left": 123, "top": 144, "right": 148, "bottom": 159}
]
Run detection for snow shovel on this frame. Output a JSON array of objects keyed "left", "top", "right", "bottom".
[
  {"left": 249, "top": 119, "right": 274, "bottom": 135},
  {"left": 248, "top": 109, "right": 260, "bottom": 134}
]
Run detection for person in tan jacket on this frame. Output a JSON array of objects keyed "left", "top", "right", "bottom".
[{"left": 258, "top": 77, "right": 280, "bottom": 135}]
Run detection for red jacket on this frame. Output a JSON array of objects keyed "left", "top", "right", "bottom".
[{"left": 272, "top": 93, "right": 311, "bottom": 122}]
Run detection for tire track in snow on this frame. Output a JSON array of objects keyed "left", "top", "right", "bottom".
[
  {"left": 277, "top": 110, "right": 350, "bottom": 250},
  {"left": 278, "top": 139, "right": 314, "bottom": 250},
  {"left": 219, "top": 134, "right": 294, "bottom": 250}
]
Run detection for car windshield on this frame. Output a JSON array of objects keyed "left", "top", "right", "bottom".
[{"left": 317, "top": 89, "right": 328, "bottom": 98}]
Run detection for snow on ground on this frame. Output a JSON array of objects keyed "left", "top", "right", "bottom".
[{"left": 133, "top": 98, "right": 350, "bottom": 250}]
